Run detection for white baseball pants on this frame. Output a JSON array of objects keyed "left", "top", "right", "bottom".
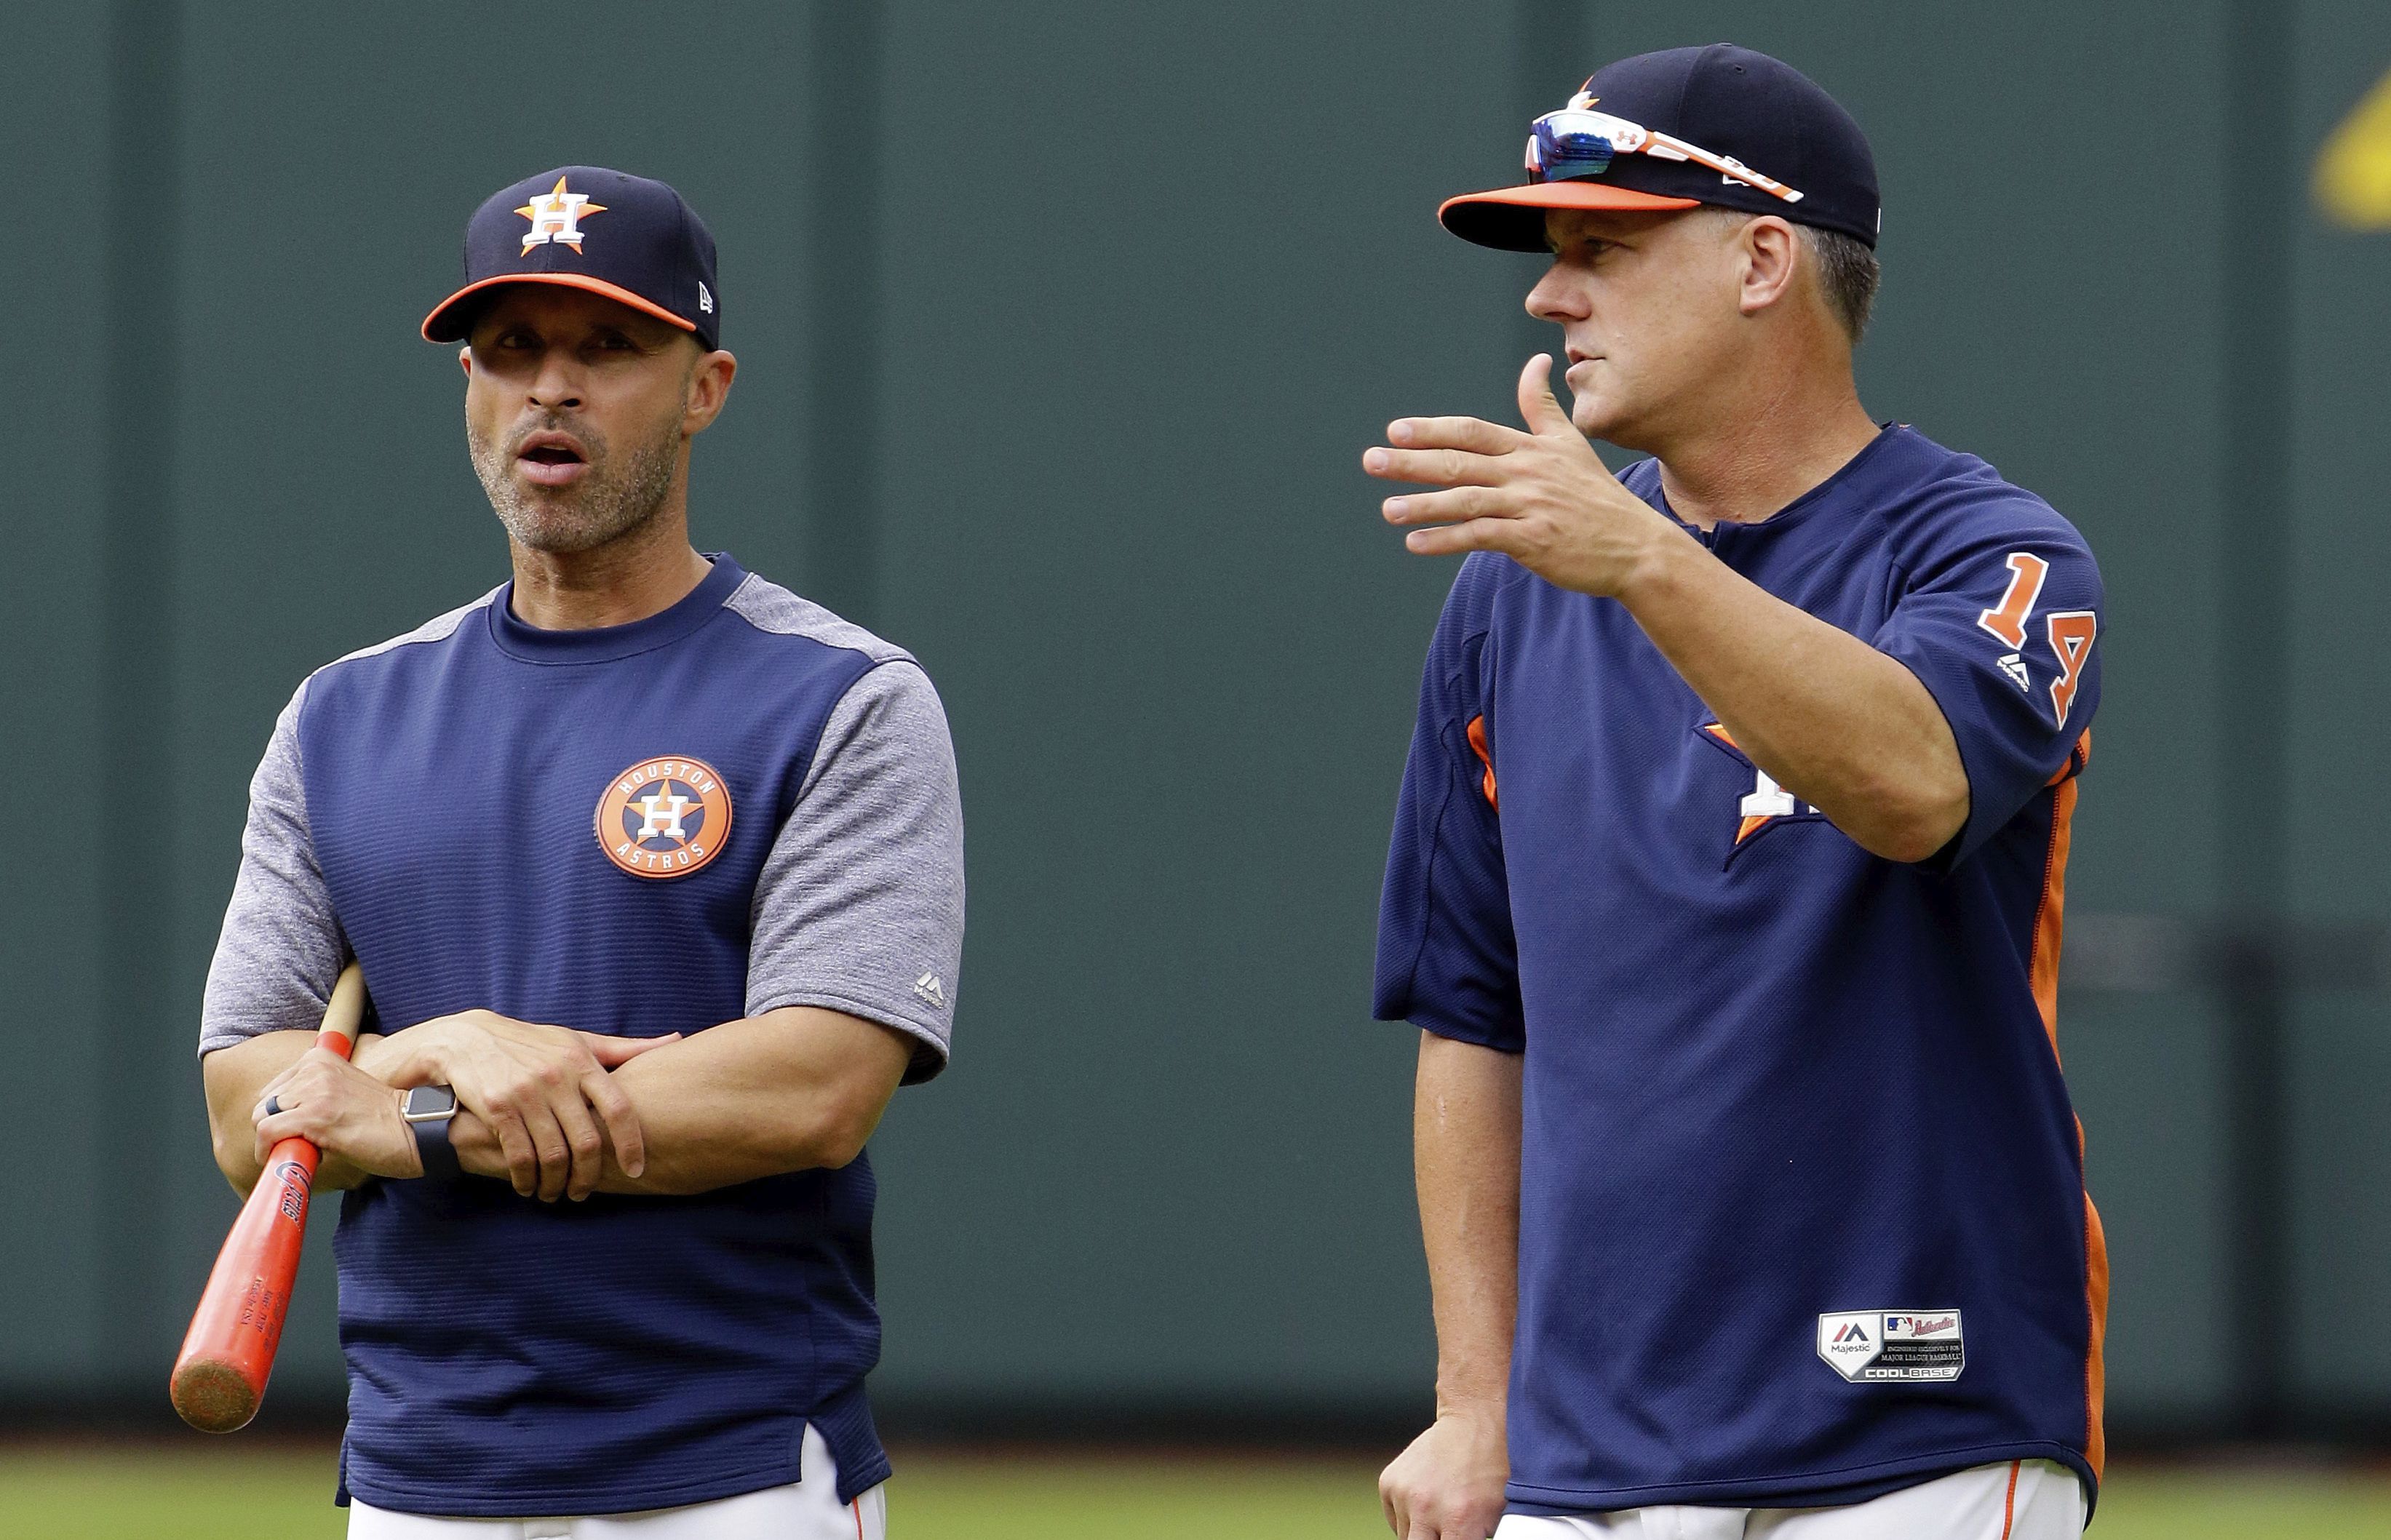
[
  {"left": 346, "top": 1423, "right": 886, "bottom": 1539},
  {"left": 1492, "top": 1459, "right": 2083, "bottom": 1540}
]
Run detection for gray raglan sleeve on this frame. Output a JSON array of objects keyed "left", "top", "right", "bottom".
[
  {"left": 197, "top": 682, "right": 350, "bottom": 1056},
  {"left": 746, "top": 660, "right": 965, "bottom": 1082}
]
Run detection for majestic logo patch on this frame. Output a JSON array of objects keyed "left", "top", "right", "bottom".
[
  {"left": 594, "top": 756, "right": 733, "bottom": 879},
  {"left": 1818, "top": 1309, "right": 1966, "bottom": 1383},
  {"left": 516, "top": 175, "right": 608, "bottom": 254}
]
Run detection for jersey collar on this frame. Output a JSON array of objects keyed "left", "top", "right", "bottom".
[
  {"left": 488, "top": 552, "right": 747, "bottom": 664},
  {"left": 1653, "top": 423, "right": 1911, "bottom": 546}
]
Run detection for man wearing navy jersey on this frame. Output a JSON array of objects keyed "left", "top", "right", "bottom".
[
  {"left": 198, "top": 168, "right": 961, "bottom": 1538},
  {"left": 1366, "top": 49, "right": 2102, "bottom": 1540}
]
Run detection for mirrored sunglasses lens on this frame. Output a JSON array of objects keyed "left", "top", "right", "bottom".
[{"left": 1533, "top": 119, "right": 1615, "bottom": 180}]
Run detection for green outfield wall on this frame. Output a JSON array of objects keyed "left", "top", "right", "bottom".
[{"left": 4, "top": 0, "right": 2388, "bottom": 1440}]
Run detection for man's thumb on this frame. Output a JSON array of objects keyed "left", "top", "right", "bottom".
[
  {"left": 1516, "top": 354, "right": 1572, "bottom": 434},
  {"left": 581, "top": 1030, "right": 680, "bottom": 1066}
]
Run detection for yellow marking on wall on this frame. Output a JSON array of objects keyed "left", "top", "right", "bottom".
[{"left": 2317, "top": 65, "right": 2391, "bottom": 230}]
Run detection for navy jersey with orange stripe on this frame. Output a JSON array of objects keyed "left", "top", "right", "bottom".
[{"left": 1374, "top": 425, "right": 2107, "bottom": 1516}]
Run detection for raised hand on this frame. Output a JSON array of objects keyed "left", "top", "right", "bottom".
[{"left": 1364, "top": 355, "right": 1684, "bottom": 598}]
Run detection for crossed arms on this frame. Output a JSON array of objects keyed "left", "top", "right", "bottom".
[{"left": 202, "top": 1003, "right": 915, "bottom": 1202}]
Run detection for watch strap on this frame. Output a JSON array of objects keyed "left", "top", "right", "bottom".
[
  {"left": 413, "top": 1112, "right": 460, "bottom": 1181},
  {"left": 405, "top": 1086, "right": 462, "bottom": 1182}
]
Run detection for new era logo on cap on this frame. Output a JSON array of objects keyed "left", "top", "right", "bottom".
[{"left": 422, "top": 165, "right": 722, "bottom": 350}]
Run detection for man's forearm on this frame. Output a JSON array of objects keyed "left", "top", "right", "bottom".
[
  {"left": 447, "top": 1006, "right": 913, "bottom": 1197},
  {"left": 1619, "top": 535, "right": 1969, "bottom": 861},
  {"left": 1415, "top": 1031, "right": 1523, "bottom": 1417}
]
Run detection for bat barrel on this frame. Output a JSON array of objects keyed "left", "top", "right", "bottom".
[
  {"left": 169, "top": 1137, "right": 323, "bottom": 1432},
  {"left": 168, "top": 1355, "right": 263, "bottom": 1435}
]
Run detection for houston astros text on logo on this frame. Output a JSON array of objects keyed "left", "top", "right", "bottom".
[
  {"left": 515, "top": 175, "right": 607, "bottom": 254},
  {"left": 594, "top": 756, "right": 733, "bottom": 879}
]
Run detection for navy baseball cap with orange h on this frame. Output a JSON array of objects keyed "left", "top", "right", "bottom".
[
  {"left": 1440, "top": 44, "right": 1879, "bottom": 252},
  {"left": 422, "top": 166, "right": 721, "bottom": 350}
]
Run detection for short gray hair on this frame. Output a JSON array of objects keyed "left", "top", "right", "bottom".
[
  {"left": 1697, "top": 208, "right": 1879, "bottom": 345},
  {"left": 1800, "top": 224, "right": 1879, "bottom": 344}
]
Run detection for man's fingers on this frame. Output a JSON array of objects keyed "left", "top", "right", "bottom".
[
  {"left": 1404, "top": 518, "right": 1522, "bottom": 559},
  {"left": 1516, "top": 353, "right": 1574, "bottom": 436},
  {"left": 489, "top": 1112, "right": 538, "bottom": 1197},
  {"left": 1386, "top": 415, "right": 1518, "bottom": 455},
  {"left": 253, "top": 1111, "right": 298, "bottom": 1163},
  {"left": 1383, "top": 486, "right": 1509, "bottom": 527},
  {"left": 1362, "top": 445, "right": 1506, "bottom": 489},
  {"left": 523, "top": 1104, "right": 574, "bottom": 1202},
  {"left": 548, "top": 1090, "right": 607, "bottom": 1202},
  {"left": 578, "top": 1031, "right": 678, "bottom": 1069},
  {"left": 583, "top": 1070, "right": 648, "bottom": 1180}
]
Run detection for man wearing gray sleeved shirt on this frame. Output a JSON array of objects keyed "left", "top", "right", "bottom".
[{"left": 196, "top": 169, "right": 960, "bottom": 1538}]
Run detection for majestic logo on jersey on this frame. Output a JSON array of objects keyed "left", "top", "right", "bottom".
[
  {"left": 1818, "top": 1309, "right": 1967, "bottom": 1383},
  {"left": 516, "top": 175, "right": 608, "bottom": 254},
  {"left": 594, "top": 755, "right": 733, "bottom": 879}
]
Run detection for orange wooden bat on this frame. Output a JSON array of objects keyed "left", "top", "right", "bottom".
[{"left": 170, "top": 962, "right": 367, "bottom": 1432}]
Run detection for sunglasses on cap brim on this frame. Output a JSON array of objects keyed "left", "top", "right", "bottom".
[{"left": 1526, "top": 89, "right": 1805, "bottom": 206}]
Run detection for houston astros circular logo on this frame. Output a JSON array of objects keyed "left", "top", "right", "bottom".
[{"left": 594, "top": 756, "right": 733, "bottom": 879}]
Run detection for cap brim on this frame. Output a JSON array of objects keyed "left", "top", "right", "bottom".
[
  {"left": 421, "top": 274, "right": 698, "bottom": 343},
  {"left": 1438, "top": 181, "right": 1703, "bottom": 252}
]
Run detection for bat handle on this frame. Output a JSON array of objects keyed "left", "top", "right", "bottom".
[
  {"left": 314, "top": 961, "right": 367, "bottom": 1061},
  {"left": 263, "top": 1133, "right": 325, "bottom": 1181}
]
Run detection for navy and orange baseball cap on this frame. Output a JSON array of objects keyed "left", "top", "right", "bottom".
[
  {"left": 1441, "top": 44, "right": 1880, "bottom": 252},
  {"left": 422, "top": 166, "right": 722, "bottom": 349}
]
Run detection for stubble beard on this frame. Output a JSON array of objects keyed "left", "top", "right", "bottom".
[{"left": 470, "top": 411, "right": 683, "bottom": 556}]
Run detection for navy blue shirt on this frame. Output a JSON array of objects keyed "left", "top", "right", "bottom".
[
  {"left": 1375, "top": 427, "right": 2106, "bottom": 1514},
  {"left": 202, "top": 556, "right": 965, "bottom": 1517}
]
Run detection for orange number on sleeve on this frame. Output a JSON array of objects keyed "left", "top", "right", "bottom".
[
  {"left": 1976, "top": 551, "right": 2050, "bottom": 650},
  {"left": 2046, "top": 612, "right": 2097, "bottom": 728}
]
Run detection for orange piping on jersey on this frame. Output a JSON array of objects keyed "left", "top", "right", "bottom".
[
  {"left": 2029, "top": 727, "right": 2106, "bottom": 1480},
  {"left": 2029, "top": 775, "right": 2077, "bottom": 1053},
  {"left": 2030, "top": 731, "right": 2090, "bottom": 1046},
  {"left": 2044, "top": 728, "right": 2093, "bottom": 789},
  {"left": 2084, "top": 1190, "right": 2110, "bottom": 1478},
  {"left": 1999, "top": 1459, "right": 2021, "bottom": 1539},
  {"left": 1465, "top": 715, "right": 1498, "bottom": 812}
]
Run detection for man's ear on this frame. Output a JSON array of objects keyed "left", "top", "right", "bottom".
[
  {"left": 1737, "top": 217, "right": 1802, "bottom": 318},
  {"left": 458, "top": 346, "right": 472, "bottom": 377},
  {"left": 683, "top": 349, "right": 739, "bottom": 435}
]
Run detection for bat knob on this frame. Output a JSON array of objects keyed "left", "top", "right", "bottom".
[{"left": 170, "top": 1357, "right": 261, "bottom": 1434}]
